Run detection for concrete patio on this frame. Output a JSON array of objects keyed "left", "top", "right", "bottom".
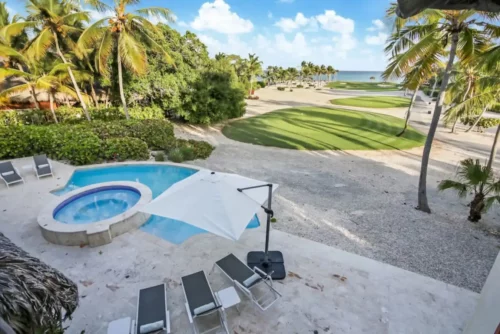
[{"left": 0, "top": 158, "right": 479, "bottom": 333}]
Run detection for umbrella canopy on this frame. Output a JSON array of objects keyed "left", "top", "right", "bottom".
[
  {"left": 396, "top": 0, "right": 500, "bottom": 18},
  {"left": 140, "top": 170, "right": 278, "bottom": 241}
]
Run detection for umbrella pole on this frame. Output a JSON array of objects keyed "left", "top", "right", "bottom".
[{"left": 238, "top": 184, "right": 286, "bottom": 280}]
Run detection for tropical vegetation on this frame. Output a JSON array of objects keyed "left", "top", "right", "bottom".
[
  {"left": 384, "top": 3, "right": 500, "bottom": 213},
  {"left": 438, "top": 159, "right": 500, "bottom": 222}
]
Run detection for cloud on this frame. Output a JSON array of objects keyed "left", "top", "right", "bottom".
[
  {"left": 190, "top": 0, "right": 253, "bottom": 34},
  {"left": 365, "top": 32, "right": 388, "bottom": 45},
  {"left": 275, "top": 33, "right": 311, "bottom": 57},
  {"left": 367, "top": 19, "right": 385, "bottom": 31},
  {"left": 148, "top": 13, "right": 176, "bottom": 25},
  {"left": 6, "top": 5, "right": 15, "bottom": 16},
  {"left": 274, "top": 12, "right": 310, "bottom": 32},
  {"left": 315, "top": 10, "right": 354, "bottom": 35},
  {"left": 88, "top": 9, "right": 114, "bottom": 22}
]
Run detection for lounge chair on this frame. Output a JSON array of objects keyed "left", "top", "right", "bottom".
[
  {"left": 33, "top": 154, "right": 53, "bottom": 179},
  {"left": 214, "top": 254, "right": 281, "bottom": 311},
  {"left": 0, "top": 161, "right": 24, "bottom": 188},
  {"left": 182, "top": 271, "right": 229, "bottom": 334},
  {"left": 135, "top": 284, "right": 170, "bottom": 334}
]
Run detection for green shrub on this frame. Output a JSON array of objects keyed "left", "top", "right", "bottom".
[
  {"left": 246, "top": 95, "right": 259, "bottom": 100},
  {"left": 127, "top": 105, "right": 164, "bottom": 120},
  {"left": 80, "top": 122, "right": 131, "bottom": 140},
  {"left": 103, "top": 137, "right": 149, "bottom": 161},
  {"left": 179, "top": 146, "right": 195, "bottom": 161},
  {"left": 461, "top": 117, "right": 500, "bottom": 130},
  {"left": 256, "top": 81, "right": 266, "bottom": 88},
  {"left": 155, "top": 152, "right": 166, "bottom": 161},
  {"left": 175, "top": 139, "right": 214, "bottom": 159},
  {"left": 59, "top": 128, "right": 102, "bottom": 165},
  {"left": 289, "top": 89, "right": 293, "bottom": 92},
  {"left": 0, "top": 126, "right": 33, "bottom": 158},
  {"left": 168, "top": 148, "right": 185, "bottom": 163},
  {"left": 119, "top": 119, "right": 175, "bottom": 150},
  {"left": 277, "top": 87, "right": 285, "bottom": 91},
  {"left": 296, "top": 85, "right": 304, "bottom": 88}
]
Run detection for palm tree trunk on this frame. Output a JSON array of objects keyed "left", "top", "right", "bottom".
[
  {"left": 49, "top": 92, "right": 58, "bottom": 123},
  {"left": 105, "top": 88, "right": 110, "bottom": 108},
  {"left": 430, "top": 75, "right": 438, "bottom": 97},
  {"left": 29, "top": 85, "right": 40, "bottom": 110},
  {"left": 90, "top": 83, "right": 99, "bottom": 108},
  {"left": 451, "top": 117, "right": 459, "bottom": 133},
  {"left": 117, "top": 46, "right": 129, "bottom": 119},
  {"left": 465, "top": 106, "right": 488, "bottom": 133},
  {"left": 468, "top": 193, "right": 485, "bottom": 222},
  {"left": 398, "top": 84, "right": 419, "bottom": 137},
  {"left": 417, "top": 30, "right": 459, "bottom": 213},
  {"left": 487, "top": 124, "right": 500, "bottom": 171},
  {"left": 52, "top": 32, "right": 90, "bottom": 121},
  {"left": 250, "top": 75, "right": 254, "bottom": 96},
  {"left": 65, "top": 95, "right": 71, "bottom": 107}
]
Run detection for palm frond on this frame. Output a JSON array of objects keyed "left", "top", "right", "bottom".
[
  {"left": 118, "top": 31, "right": 147, "bottom": 75},
  {"left": 457, "top": 158, "right": 491, "bottom": 186},
  {"left": 485, "top": 180, "right": 500, "bottom": 195},
  {"left": 0, "top": 44, "right": 28, "bottom": 65},
  {"left": 484, "top": 195, "right": 500, "bottom": 212},
  {"left": 95, "top": 29, "right": 113, "bottom": 77},
  {"left": 135, "top": 7, "right": 174, "bottom": 22},
  {"left": 48, "top": 63, "right": 75, "bottom": 75},
  {"left": 0, "top": 67, "right": 30, "bottom": 80},
  {"left": 437, "top": 179, "right": 469, "bottom": 198},
  {"left": 77, "top": 18, "right": 109, "bottom": 50},
  {"left": 83, "top": 0, "right": 113, "bottom": 12},
  {"left": 480, "top": 45, "right": 500, "bottom": 72},
  {"left": 458, "top": 27, "right": 489, "bottom": 64},
  {"left": 61, "top": 12, "right": 90, "bottom": 25},
  {"left": 0, "top": 21, "right": 36, "bottom": 44},
  {"left": 0, "top": 83, "right": 31, "bottom": 97},
  {"left": 24, "top": 27, "right": 53, "bottom": 61}
]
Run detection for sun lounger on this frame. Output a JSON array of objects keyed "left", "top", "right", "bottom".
[
  {"left": 136, "top": 284, "right": 170, "bottom": 334},
  {"left": 182, "top": 271, "right": 229, "bottom": 334},
  {"left": 215, "top": 253, "right": 281, "bottom": 311},
  {"left": 33, "top": 154, "right": 53, "bottom": 179},
  {"left": 0, "top": 161, "right": 24, "bottom": 188}
]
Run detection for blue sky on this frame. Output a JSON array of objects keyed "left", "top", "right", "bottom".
[{"left": 7, "top": 0, "right": 393, "bottom": 70}]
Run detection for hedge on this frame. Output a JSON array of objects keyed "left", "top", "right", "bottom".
[
  {"left": 277, "top": 87, "right": 285, "bottom": 91},
  {"left": 0, "top": 106, "right": 164, "bottom": 126},
  {"left": 103, "top": 137, "right": 150, "bottom": 162},
  {"left": 174, "top": 139, "right": 215, "bottom": 159},
  {"left": 0, "top": 119, "right": 175, "bottom": 165},
  {"left": 461, "top": 117, "right": 500, "bottom": 130}
]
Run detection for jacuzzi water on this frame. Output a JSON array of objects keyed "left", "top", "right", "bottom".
[
  {"left": 54, "top": 188, "right": 140, "bottom": 224},
  {"left": 53, "top": 165, "right": 260, "bottom": 243}
]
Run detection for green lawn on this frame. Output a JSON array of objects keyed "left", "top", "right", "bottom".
[
  {"left": 330, "top": 96, "right": 411, "bottom": 108},
  {"left": 222, "top": 107, "right": 425, "bottom": 150},
  {"left": 327, "top": 81, "right": 401, "bottom": 91}
]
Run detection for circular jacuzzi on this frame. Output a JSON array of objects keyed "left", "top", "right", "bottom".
[{"left": 38, "top": 182, "right": 152, "bottom": 247}]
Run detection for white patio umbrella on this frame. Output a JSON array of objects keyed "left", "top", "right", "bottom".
[{"left": 140, "top": 170, "right": 279, "bottom": 241}]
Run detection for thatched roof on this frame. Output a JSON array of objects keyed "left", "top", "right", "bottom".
[{"left": 0, "top": 233, "right": 78, "bottom": 333}]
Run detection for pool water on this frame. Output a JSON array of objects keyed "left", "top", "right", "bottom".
[
  {"left": 54, "top": 189, "right": 140, "bottom": 224},
  {"left": 54, "top": 165, "right": 260, "bottom": 243}
]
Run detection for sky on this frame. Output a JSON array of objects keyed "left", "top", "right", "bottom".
[{"left": 6, "top": 0, "right": 393, "bottom": 71}]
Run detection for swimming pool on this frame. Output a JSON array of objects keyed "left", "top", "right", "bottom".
[{"left": 54, "top": 164, "right": 259, "bottom": 244}]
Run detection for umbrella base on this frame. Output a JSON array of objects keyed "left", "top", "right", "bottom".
[{"left": 247, "top": 251, "right": 286, "bottom": 280}]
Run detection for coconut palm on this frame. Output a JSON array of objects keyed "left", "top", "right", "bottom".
[
  {"left": 0, "top": 0, "right": 93, "bottom": 120},
  {"left": 246, "top": 53, "right": 262, "bottom": 95},
  {"left": 0, "top": 62, "right": 79, "bottom": 122},
  {"left": 326, "top": 65, "right": 334, "bottom": 82},
  {"left": 488, "top": 124, "right": 500, "bottom": 171},
  {"left": 0, "top": 232, "right": 78, "bottom": 332},
  {"left": 287, "top": 67, "right": 298, "bottom": 85},
  {"left": 78, "top": 0, "right": 174, "bottom": 119},
  {"left": 386, "top": 3, "right": 498, "bottom": 213},
  {"left": 438, "top": 159, "right": 500, "bottom": 222}
]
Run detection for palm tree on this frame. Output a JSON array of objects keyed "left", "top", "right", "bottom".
[
  {"left": 246, "top": 53, "right": 262, "bottom": 95},
  {"left": 78, "top": 0, "right": 174, "bottom": 119},
  {"left": 1, "top": 0, "right": 92, "bottom": 120},
  {"left": 438, "top": 159, "right": 500, "bottom": 222},
  {"left": 287, "top": 67, "right": 298, "bottom": 85},
  {"left": 387, "top": 4, "right": 498, "bottom": 213},
  {"left": 326, "top": 65, "right": 334, "bottom": 82},
  {"left": 488, "top": 124, "right": 500, "bottom": 171},
  {"left": 0, "top": 62, "right": 78, "bottom": 122}
]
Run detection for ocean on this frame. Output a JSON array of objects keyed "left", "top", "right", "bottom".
[{"left": 315, "top": 71, "right": 386, "bottom": 82}]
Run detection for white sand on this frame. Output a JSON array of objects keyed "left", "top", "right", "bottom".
[{"left": 175, "top": 86, "right": 500, "bottom": 292}]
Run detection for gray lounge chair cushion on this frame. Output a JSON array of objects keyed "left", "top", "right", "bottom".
[
  {"left": 182, "top": 271, "right": 217, "bottom": 316},
  {"left": 37, "top": 165, "right": 52, "bottom": 176},
  {"left": 136, "top": 284, "right": 166, "bottom": 334},
  {"left": 0, "top": 162, "right": 22, "bottom": 184},
  {"left": 216, "top": 254, "right": 256, "bottom": 286},
  {"left": 243, "top": 273, "right": 261, "bottom": 288},
  {"left": 139, "top": 320, "right": 164, "bottom": 334},
  {"left": 193, "top": 302, "right": 216, "bottom": 315}
]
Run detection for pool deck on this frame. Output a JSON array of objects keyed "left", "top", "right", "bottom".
[{"left": 0, "top": 158, "right": 479, "bottom": 333}]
